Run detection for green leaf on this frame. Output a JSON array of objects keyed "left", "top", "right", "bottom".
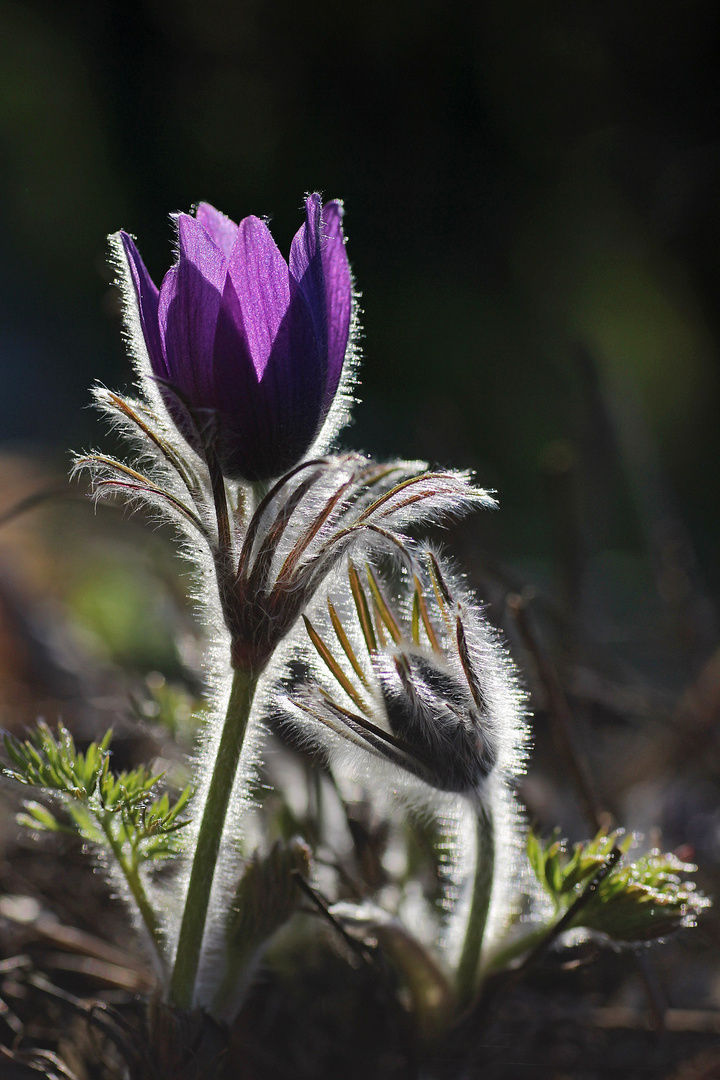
[
  {"left": 4, "top": 722, "right": 192, "bottom": 864},
  {"left": 16, "top": 800, "right": 68, "bottom": 834},
  {"left": 215, "top": 838, "right": 311, "bottom": 1010},
  {"left": 527, "top": 829, "right": 710, "bottom": 944},
  {"left": 578, "top": 849, "right": 711, "bottom": 942},
  {"left": 2, "top": 722, "right": 183, "bottom": 964},
  {"left": 112, "top": 782, "right": 193, "bottom": 861},
  {"left": 3, "top": 721, "right": 110, "bottom": 799}
]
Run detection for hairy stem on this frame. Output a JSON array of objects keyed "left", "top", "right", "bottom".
[
  {"left": 456, "top": 803, "right": 495, "bottom": 1004},
  {"left": 100, "top": 818, "right": 165, "bottom": 973},
  {"left": 170, "top": 667, "right": 259, "bottom": 1008}
]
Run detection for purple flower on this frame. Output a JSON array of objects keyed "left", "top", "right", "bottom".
[{"left": 117, "top": 195, "right": 352, "bottom": 482}]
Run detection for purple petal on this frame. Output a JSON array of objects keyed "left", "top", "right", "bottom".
[
  {"left": 289, "top": 195, "right": 326, "bottom": 353},
  {"left": 225, "top": 216, "right": 292, "bottom": 380},
  {"left": 319, "top": 200, "right": 352, "bottom": 401},
  {"left": 212, "top": 273, "right": 325, "bottom": 480},
  {"left": 176, "top": 212, "right": 228, "bottom": 292},
  {"left": 289, "top": 193, "right": 323, "bottom": 284},
  {"left": 157, "top": 214, "right": 227, "bottom": 402},
  {"left": 118, "top": 231, "right": 166, "bottom": 378},
  {"left": 289, "top": 196, "right": 352, "bottom": 405},
  {"left": 195, "top": 202, "right": 239, "bottom": 259}
]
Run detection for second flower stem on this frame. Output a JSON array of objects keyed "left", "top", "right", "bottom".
[
  {"left": 170, "top": 666, "right": 258, "bottom": 1009},
  {"left": 456, "top": 803, "right": 495, "bottom": 1005}
]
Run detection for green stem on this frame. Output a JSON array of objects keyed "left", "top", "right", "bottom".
[
  {"left": 170, "top": 666, "right": 258, "bottom": 1008},
  {"left": 100, "top": 818, "right": 165, "bottom": 972},
  {"left": 455, "top": 803, "right": 495, "bottom": 1004}
]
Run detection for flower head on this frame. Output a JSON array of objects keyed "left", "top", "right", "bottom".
[
  {"left": 116, "top": 194, "right": 353, "bottom": 482},
  {"left": 287, "top": 551, "right": 527, "bottom": 802}
]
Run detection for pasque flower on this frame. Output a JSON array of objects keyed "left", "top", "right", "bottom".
[
  {"left": 117, "top": 194, "right": 353, "bottom": 482},
  {"left": 73, "top": 192, "right": 506, "bottom": 1016}
]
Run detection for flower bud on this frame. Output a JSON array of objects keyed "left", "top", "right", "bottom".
[
  {"left": 289, "top": 553, "right": 525, "bottom": 802},
  {"left": 375, "top": 651, "right": 498, "bottom": 795},
  {"left": 116, "top": 194, "right": 353, "bottom": 482}
]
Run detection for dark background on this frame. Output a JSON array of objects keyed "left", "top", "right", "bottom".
[
  {"left": 2, "top": 0, "right": 719, "bottom": 584},
  {"left": 0, "top": 2, "right": 719, "bottom": 1065}
]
